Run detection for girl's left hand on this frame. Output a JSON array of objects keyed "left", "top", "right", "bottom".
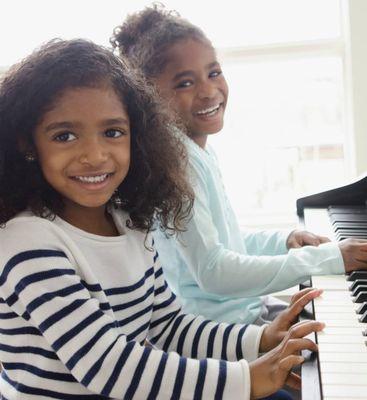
[
  {"left": 259, "top": 287, "right": 323, "bottom": 353},
  {"left": 286, "top": 229, "right": 330, "bottom": 249}
]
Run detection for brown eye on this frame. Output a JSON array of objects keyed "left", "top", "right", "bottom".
[
  {"left": 176, "top": 80, "right": 193, "bottom": 89},
  {"left": 209, "top": 70, "right": 222, "bottom": 78},
  {"left": 54, "top": 132, "right": 76, "bottom": 142},
  {"left": 105, "top": 129, "right": 124, "bottom": 138}
]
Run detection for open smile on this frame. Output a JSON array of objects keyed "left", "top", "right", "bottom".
[
  {"left": 195, "top": 103, "right": 222, "bottom": 117},
  {"left": 72, "top": 173, "right": 112, "bottom": 183},
  {"left": 69, "top": 173, "right": 115, "bottom": 191}
]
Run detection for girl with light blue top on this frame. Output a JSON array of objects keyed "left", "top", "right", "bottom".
[{"left": 111, "top": 4, "right": 367, "bottom": 326}]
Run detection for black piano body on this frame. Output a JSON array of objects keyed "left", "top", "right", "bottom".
[{"left": 297, "top": 175, "right": 367, "bottom": 219}]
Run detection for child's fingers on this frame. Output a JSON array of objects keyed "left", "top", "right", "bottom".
[
  {"left": 318, "top": 235, "right": 330, "bottom": 244},
  {"left": 290, "top": 287, "right": 315, "bottom": 304},
  {"left": 285, "top": 372, "right": 301, "bottom": 390},
  {"left": 283, "top": 337, "right": 318, "bottom": 356},
  {"left": 279, "top": 354, "right": 305, "bottom": 372},
  {"left": 287, "top": 289, "right": 323, "bottom": 317},
  {"left": 286, "top": 320, "right": 325, "bottom": 340}
]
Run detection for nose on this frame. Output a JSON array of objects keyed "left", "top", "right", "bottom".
[
  {"left": 79, "top": 137, "right": 108, "bottom": 166},
  {"left": 197, "top": 79, "right": 217, "bottom": 100}
]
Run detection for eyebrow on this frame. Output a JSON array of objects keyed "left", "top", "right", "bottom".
[
  {"left": 44, "top": 118, "right": 129, "bottom": 133},
  {"left": 172, "top": 61, "right": 220, "bottom": 81},
  {"left": 100, "top": 118, "right": 130, "bottom": 128},
  {"left": 44, "top": 121, "right": 75, "bottom": 133}
]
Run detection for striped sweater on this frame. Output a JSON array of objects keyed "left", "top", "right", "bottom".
[{"left": 0, "top": 210, "right": 264, "bottom": 399}]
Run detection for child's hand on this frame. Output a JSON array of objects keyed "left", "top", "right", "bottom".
[
  {"left": 260, "top": 288, "right": 322, "bottom": 352},
  {"left": 338, "top": 238, "right": 367, "bottom": 272},
  {"left": 250, "top": 320, "right": 324, "bottom": 399},
  {"left": 286, "top": 229, "right": 330, "bottom": 249}
]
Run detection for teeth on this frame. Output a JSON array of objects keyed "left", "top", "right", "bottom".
[
  {"left": 196, "top": 104, "right": 220, "bottom": 115},
  {"left": 74, "top": 174, "right": 108, "bottom": 183}
]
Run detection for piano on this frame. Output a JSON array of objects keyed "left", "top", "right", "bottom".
[{"left": 297, "top": 175, "right": 367, "bottom": 400}]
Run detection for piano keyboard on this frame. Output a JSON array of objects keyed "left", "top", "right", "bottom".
[
  {"left": 328, "top": 206, "right": 367, "bottom": 241},
  {"left": 303, "top": 207, "right": 367, "bottom": 400}
]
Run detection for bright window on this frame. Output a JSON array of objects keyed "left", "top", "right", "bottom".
[
  {"left": 205, "top": 1, "right": 346, "bottom": 228},
  {"left": 211, "top": 53, "right": 345, "bottom": 227}
]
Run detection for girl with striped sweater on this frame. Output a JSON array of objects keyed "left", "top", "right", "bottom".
[{"left": 0, "top": 39, "right": 322, "bottom": 399}]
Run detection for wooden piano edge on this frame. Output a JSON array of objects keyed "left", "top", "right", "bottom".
[{"left": 299, "top": 279, "right": 322, "bottom": 400}]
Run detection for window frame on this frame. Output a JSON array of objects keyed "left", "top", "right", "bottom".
[{"left": 211, "top": 0, "right": 367, "bottom": 227}]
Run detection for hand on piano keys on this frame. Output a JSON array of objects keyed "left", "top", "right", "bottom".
[
  {"left": 338, "top": 238, "right": 367, "bottom": 273},
  {"left": 286, "top": 229, "right": 331, "bottom": 249},
  {"left": 250, "top": 319, "right": 325, "bottom": 399},
  {"left": 260, "top": 287, "right": 324, "bottom": 352}
]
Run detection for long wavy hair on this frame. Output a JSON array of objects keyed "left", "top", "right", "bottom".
[{"left": 0, "top": 39, "right": 193, "bottom": 233}]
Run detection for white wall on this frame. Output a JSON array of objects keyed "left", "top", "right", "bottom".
[{"left": 344, "top": 0, "right": 367, "bottom": 176}]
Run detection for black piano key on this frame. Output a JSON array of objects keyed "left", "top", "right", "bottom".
[
  {"left": 356, "top": 302, "right": 367, "bottom": 315},
  {"left": 339, "top": 235, "right": 367, "bottom": 240},
  {"left": 333, "top": 227, "right": 367, "bottom": 235},
  {"left": 328, "top": 206, "right": 367, "bottom": 215},
  {"left": 340, "top": 229, "right": 367, "bottom": 234},
  {"left": 336, "top": 233, "right": 367, "bottom": 240},
  {"left": 347, "top": 271, "right": 367, "bottom": 281},
  {"left": 358, "top": 311, "right": 367, "bottom": 323},
  {"left": 330, "top": 214, "right": 367, "bottom": 226},
  {"left": 334, "top": 222, "right": 367, "bottom": 229},
  {"left": 335, "top": 230, "right": 367, "bottom": 237},
  {"left": 336, "top": 230, "right": 367, "bottom": 237},
  {"left": 351, "top": 285, "right": 367, "bottom": 296},
  {"left": 353, "top": 291, "right": 367, "bottom": 303},
  {"left": 331, "top": 214, "right": 367, "bottom": 222},
  {"left": 350, "top": 279, "right": 367, "bottom": 291}
]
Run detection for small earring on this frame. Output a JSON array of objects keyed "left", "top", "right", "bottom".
[
  {"left": 111, "top": 191, "right": 126, "bottom": 207},
  {"left": 25, "top": 152, "right": 36, "bottom": 162}
]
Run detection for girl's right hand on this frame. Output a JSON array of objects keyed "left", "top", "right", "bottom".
[
  {"left": 249, "top": 320, "right": 325, "bottom": 399},
  {"left": 338, "top": 238, "right": 367, "bottom": 272}
]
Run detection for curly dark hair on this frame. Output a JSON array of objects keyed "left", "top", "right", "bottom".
[
  {"left": 110, "top": 3, "right": 209, "bottom": 78},
  {"left": 0, "top": 38, "right": 193, "bottom": 233}
]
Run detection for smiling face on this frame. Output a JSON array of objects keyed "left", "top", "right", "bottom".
[
  {"left": 32, "top": 85, "right": 130, "bottom": 224},
  {"left": 154, "top": 38, "right": 228, "bottom": 148}
]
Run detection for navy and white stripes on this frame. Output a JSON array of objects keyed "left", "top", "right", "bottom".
[{"left": 0, "top": 212, "right": 262, "bottom": 399}]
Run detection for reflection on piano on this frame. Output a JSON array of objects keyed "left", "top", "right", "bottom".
[{"left": 297, "top": 175, "right": 367, "bottom": 400}]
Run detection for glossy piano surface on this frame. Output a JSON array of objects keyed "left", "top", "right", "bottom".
[
  {"left": 297, "top": 176, "right": 367, "bottom": 400},
  {"left": 297, "top": 174, "right": 367, "bottom": 218}
]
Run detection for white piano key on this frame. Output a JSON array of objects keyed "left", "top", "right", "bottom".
[
  {"left": 319, "top": 351, "right": 367, "bottom": 363},
  {"left": 312, "top": 275, "right": 350, "bottom": 291},
  {"left": 315, "top": 312, "right": 361, "bottom": 321},
  {"left": 314, "top": 305, "right": 359, "bottom": 313},
  {"left": 320, "top": 362, "right": 367, "bottom": 374},
  {"left": 321, "top": 326, "right": 366, "bottom": 336},
  {"left": 323, "top": 385, "right": 367, "bottom": 398},
  {"left": 324, "top": 398, "right": 367, "bottom": 400},
  {"left": 321, "top": 373, "right": 367, "bottom": 386},
  {"left": 314, "top": 299, "right": 355, "bottom": 306},
  {"left": 317, "top": 334, "right": 366, "bottom": 344},
  {"left": 320, "top": 319, "right": 366, "bottom": 328},
  {"left": 314, "top": 290, "right": 353, "bottom": 300},
  {"left": 318, "top": 342, "right": 366, "bottom": 353}
]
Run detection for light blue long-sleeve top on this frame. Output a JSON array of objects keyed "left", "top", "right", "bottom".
[{"left": 153, "top": 137, "right": 345, "bottom": 324}]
